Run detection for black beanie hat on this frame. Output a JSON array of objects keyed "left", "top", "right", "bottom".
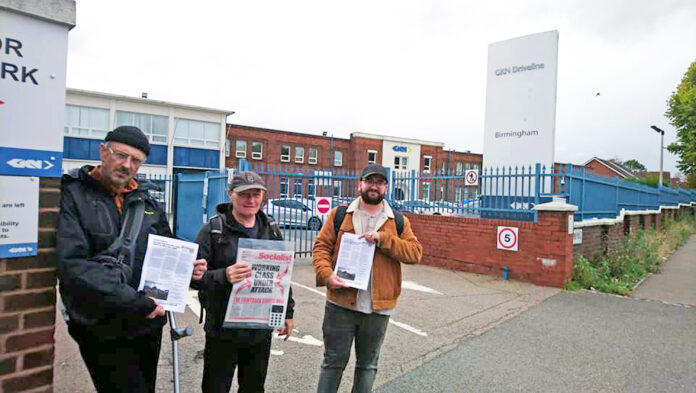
[{"left": 104, "top": 126, "right": 151, "bottom": 156}]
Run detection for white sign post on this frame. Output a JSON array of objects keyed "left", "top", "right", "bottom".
[
  {"left": 0, "top": 176, "right": 39, "bottom": 257},
  {"left": 497, "top": 226, "right": 519, "bottom": 252},
  {"left": 482, "top": 31, "right": 559, "bottom": 192},
  {"left": 0, "top": 9, "right": 70, "bottom": 178}
]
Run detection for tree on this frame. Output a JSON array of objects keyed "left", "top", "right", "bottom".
[
  {"left": 622, "top": 159, "right": 646, "bottom": 172},
  {"left": 666, "top": 60, "right": 696, "bottom": 175}
]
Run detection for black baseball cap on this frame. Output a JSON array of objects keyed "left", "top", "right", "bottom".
[{"left": 360, "top": 163, "right": 388, "bottom": 181}]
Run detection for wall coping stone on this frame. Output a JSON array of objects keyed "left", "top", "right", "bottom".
[
  {"left": 574, "top": 203, "right": 695, "bottom": 228},
  {"left": 533, "top": 201, "right": 578, "bottom": 212}
]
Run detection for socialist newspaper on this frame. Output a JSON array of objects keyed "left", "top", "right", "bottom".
[{"left": 223, "top": 238, "right": 295, "bottom": 329}]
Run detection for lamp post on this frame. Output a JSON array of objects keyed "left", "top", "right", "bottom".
[{"left": 650, "top": 125, "right": 665, "bottom": 187}]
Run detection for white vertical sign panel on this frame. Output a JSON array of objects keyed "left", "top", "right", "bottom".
[
  {"left": 0, "top": 9, "right": 70, "bottom": 177},
  {"left": 0, "top": 176, "right": 39, "bottom": 258},
  {"left": 483, "top": 31, "right": 559, "bottom": 174}
]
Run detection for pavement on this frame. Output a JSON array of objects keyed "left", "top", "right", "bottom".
[
  {"left": 53, "top": 236, "right": 696, "bottom": 393},
  {"left": 377, "top": 235, "right": 696, "bottom": 393}
]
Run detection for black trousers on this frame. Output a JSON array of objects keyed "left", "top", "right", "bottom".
[
  {"left": 202, "top": 332, "right": 273, "bottom": 393},
  {"left": 68, "top": 324, "right": 162, "bottom": 393}
]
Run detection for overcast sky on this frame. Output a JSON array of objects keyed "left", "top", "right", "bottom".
[{"left": 66, "top": 0, "right": 696, "bottom": 176}]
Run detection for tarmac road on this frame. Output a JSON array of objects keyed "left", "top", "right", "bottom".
[{"left": 54, "top": 259, "right": 558, "bottom": 393}]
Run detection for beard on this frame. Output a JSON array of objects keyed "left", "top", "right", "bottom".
[{"left": 360, "top": 189, "right": 384, "bottom": 205}]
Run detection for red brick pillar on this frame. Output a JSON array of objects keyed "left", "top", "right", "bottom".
[
  {"left": 0, "top": 178, "right": 60, "bottom": 392},
  {"left": 532, "top": 200, "right": 578, "bottom": 287}
]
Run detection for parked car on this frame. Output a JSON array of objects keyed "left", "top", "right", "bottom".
[
  {"left": 398, "top": 200, "right": 453, "bottom": 216},
  {"left": 264, "top": 198, "right": 323, "bottom": 230}
]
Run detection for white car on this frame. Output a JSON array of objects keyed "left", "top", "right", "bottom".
[
  {"left": 264, "top": 198, "right": 324, "bottom": 230},
  {"left": 399, "top": 200, "right": 453, "bottom": 216}
]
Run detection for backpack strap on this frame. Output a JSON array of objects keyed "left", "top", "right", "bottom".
[
  {"left": 266, "top": 216, "right": 283, "bottom": 240},
  {"left": 199, "top": 214, "right": 224, "bottom": 324},
  {"left": 333, "top": 205, "right": 404, "bottom": 237}
]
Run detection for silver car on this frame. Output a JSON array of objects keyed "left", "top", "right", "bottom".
[{"left": 264, "top": 198, "right": 324, "bottom": 230}]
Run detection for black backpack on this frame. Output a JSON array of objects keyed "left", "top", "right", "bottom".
[{"left": 333, "top": 205, "right": 404, "bottom": 237}]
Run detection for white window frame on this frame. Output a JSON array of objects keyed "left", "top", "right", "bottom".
[
  {"left": 294, "top": 179, "right": 303, "bottom": 196},
  {"left": 307, "top": 179, "right": 315, "bottom": 197},
  {"left": 334, "top": 150, "right": 343, "bottom": 167},
  {"left": 251, "top": 142, "right": 263, "bottom": 160},
  {"left": 367, "top": 150, "right": 378, "bottom": 164},
  {"left": 64, "top": 104, "right": 110, "bottom": 138},
  {"left": 115, "top": 110, "right": 169, "bottom": 144},
  {"left": 280, "top": 145, "right": 291, "bottom": 162},
  {"left": 394, "top": 156, "right": 408, "bottom": 170},
  {"left": 423, "top": 182, "right": 431, "bottom": 201},
  {"left": 225, "top": 139, "right": 230, "bottom": 157},
  {"left": 308, "top": 147, "right": 318, "bottom": 165},
  {"left": 279, "top": 177, "right": 289, "bottom": 198},
  {"left": 174, "top": 118, "right": 219, "bottom": 148},
  {"left": 236, "top": 140, "right": 247, "bottom": 158},
  {"left": 423, "top": 155, "right": 432, "bottom": 173},
  {"left": 456, "top": 162, "right": 463, "bottom": 175},
  {"left": 295, "top": 146, "right": 305, "bottom": 164}
]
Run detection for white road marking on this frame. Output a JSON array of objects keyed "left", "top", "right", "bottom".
[
  {"left": 273, "top": 332, "right": 324, "bottom": 346},
  {"left": 402, "top": 280, "right": 443, "bottom": 295},
  {"left": 271, "top": 350, "right": 284, "bottom": 356},
  {"left": 291, "top": 281, "right": 428, "bottom": 337}
]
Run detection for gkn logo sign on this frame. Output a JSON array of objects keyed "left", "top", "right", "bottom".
[{"left": 6, "top": 158, "right": 54, "bottom": 170}]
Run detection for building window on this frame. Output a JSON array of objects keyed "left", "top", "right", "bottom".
[
  {"left": 308, "top": 147, "right": 318, "bottom": 165},
  {"left": 280, "top": 145, "right": 290, "bottom": 162},
  {"left": 294, "top": 179, "right": 303, "bottom": 196},
  {"left": 225, "top": 140, "right": 230, "bottom": 157},
  {"left": 367, "top": 150, "right": 377, "bottom": 164},
  {"left": 251, "top": 142, "right": 263, "bottom": 160},
  {"left": 279, "top": 177, "right": 289, "bottom": 197},
  {"left": 115, "top": 111, "right": 168, "bottom": 143},
  {"left": 456, "top": 162, "right": 463, "bottom": 175},
  {"left": 307, "top": 180, "right": 315, "bottom": 197},
  {"left": 174, "top": 118, "right": 219, "bottom": 148},
  {"left": 441, "top": 160, "right": 446, "bottom": 174},
  {"left": 423, "top": 182, "right": 431, "bottom": 201},
  {"left": 334, "top": 151, "right": 343, "bottom": 167},
  {"left": 333, "top": 181, "right": 341, "bottom": 197},
  {"left": 64, "top": 105, "right": 109, "bottom": 138},
  {"left": 423, "top": 156, "right": 432, "bottom": 173},
  {"left": 295, "top": 147, "right": 304, "bottom": 163},
  {"left": 455, "top": 186, "right": 462, "bottom": 202},
  {"left": 235, "top": 141, "right": 246, "bottom": 158},
  {"left": 394, "top": 156, "right": 408, "bottom": 170}
]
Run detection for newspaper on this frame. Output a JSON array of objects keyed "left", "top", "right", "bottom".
[
  {"left": 137, "top": 234, "right": 198, "bottom": 313},
  {"left": 223, "top": 238, "right": 295, "bottom": 329},
  {"left": 333, "top": 233, "right": 376, "bottom": 290}
]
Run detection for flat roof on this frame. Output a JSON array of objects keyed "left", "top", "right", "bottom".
[{"left": 67, "top": 88, "right": 235, "bottom": 116}]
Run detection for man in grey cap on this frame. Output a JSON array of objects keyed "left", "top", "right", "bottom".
[
  {"left": 57, "top": 126, "right": 207, "bottom": 392},
  {"left": 192, "top": 171, "right": 295, "bottom": 393},
  {"left": 313, "top": 163, "right": 422, "bottom": 393}
]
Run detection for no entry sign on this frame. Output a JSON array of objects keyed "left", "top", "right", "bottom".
[
  {"left": 316, "top": 197, "right": 332, "bottom": 216},
  {"left": 497, "top": 226, "right": 519, "bottom": 251}
]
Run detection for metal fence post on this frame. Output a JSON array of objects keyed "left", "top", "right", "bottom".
[{"left": 534, "top": 163, "right": 541, "bottom": 206}]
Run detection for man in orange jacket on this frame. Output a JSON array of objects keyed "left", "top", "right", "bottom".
[{"left": 313, "top": 163, "right": 423, "bottom": 393}]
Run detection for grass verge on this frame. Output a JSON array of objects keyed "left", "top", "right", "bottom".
[{"left": 566, "top": 215, "right": 696, "bottom": 295}]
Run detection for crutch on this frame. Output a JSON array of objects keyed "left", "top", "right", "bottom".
[{"left": 167, "top": 311, "right": 193, "bottom": 393}]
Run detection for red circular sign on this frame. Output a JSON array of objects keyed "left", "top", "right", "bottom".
[
  {"left": 317, "top": 198, "right": 331, "bottom": 214},
  {"left": 498, "top": 228, "right": 518, "bottom": 249}
]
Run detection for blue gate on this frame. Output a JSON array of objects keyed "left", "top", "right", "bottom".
[{"left": 174, "top": 171, "right": 230, "bottom": 241}]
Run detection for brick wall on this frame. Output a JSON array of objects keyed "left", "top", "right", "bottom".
[
  {"left": 407, "top": 207, "right": 575, "bottom": 288},
  {"left": 0, "top": 178, "right": 60, "bottom": 392},
  {"left": 573, "top": 206, "right": 695, "bottom": 260}
]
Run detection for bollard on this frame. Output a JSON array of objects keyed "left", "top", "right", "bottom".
[{"left": 503, "top": 266, "right": 510, "bottom": 280}]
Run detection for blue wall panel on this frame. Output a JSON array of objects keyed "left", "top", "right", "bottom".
[
  {"left": 173, "top": 147, "right": 219, "bottom": 169},
  {"left": 149, "top": 145, "right": 167, "bottom": 165},
  {"left": 63, "top": 137, "right": 101, "bottom": 160}
]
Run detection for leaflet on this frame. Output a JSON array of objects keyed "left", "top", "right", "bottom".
[
  {"left": 223, "top": 238, "right": 295, "bottom": 330},
  {"left": 333, "top": 233, "right": 375, "bottom": 290},
  {"left": 137, "top": 234, "right": 198, "bottom": 313}
]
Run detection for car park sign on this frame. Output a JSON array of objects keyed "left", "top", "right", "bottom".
[{"left": 316, "top": 197, "right": 332, "bottom": 217}]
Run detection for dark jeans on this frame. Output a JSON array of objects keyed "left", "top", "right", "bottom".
[
  {"left": 202, "top": 332, "right": 273, "bottom": 393},
  {"left": 68, "top": 324, "right": 162, "bottom": 393},
  {"left": 317, "top": 302, "right": 390, "bottom": 393}
]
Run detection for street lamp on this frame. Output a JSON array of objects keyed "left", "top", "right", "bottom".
[{"left": 650, "top": 125, "right": 665, "bottom": 187}]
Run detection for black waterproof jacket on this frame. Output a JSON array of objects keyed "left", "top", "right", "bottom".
[
  {"left": 57, "top": 166, "right": 172, "bottom": 338},
  {"left": 192, "top": 203, "right": 295, "bottom": 338}
]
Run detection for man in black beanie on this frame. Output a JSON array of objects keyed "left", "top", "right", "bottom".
[{"left": 57, "top": 126, "right": 207, "bottom": 392}]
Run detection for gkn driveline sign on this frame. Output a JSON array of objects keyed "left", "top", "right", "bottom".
[
  {"left": 0, "top": 9, "right": 70, "bottom": 177},
  {"left": 482, "top": 31, "right": 559, "bottom": 174}
]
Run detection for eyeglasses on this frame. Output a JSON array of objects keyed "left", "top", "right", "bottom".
[
  {"left": 106, "top": 145, "right": 145, "bottom": 166},
  {"left": 362, "top": 178, "right": 387, "bottom": 186}
]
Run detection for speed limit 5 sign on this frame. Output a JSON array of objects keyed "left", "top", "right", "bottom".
[{"left": 497, "top": 226, "right": 519, "bottom": 251}]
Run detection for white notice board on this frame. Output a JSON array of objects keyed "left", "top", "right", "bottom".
[{"left": 0, "top": 176, "right": 39, "bottom": 258}]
